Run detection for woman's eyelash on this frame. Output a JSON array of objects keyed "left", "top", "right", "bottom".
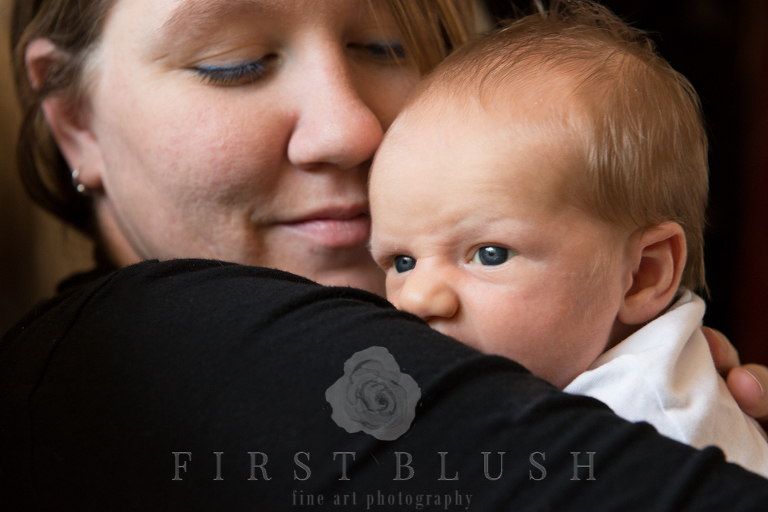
[
  {"left": 193, "top": 41, "right": 403, "bottom": 86},
  {"left": 194, "top": 58, "right": 268, "bottom": 86},
  {"left": 353, "top": 41, "right": 406, "bottom": 60}
]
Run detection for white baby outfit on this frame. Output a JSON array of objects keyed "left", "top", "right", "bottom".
[{"left": 565, "top": 290, "right": 768, "bottom": 478}]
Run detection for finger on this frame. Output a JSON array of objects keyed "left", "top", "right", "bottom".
[
  {"left": 726, "top": 365, "right": 768, "bottom": 423},
  {"left": 702, "top": 326, "right": 740, "bottom": 375}
]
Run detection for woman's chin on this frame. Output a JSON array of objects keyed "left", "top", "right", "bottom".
[{"left": 311, "top": 265, "right": 386, "bottom": 296}]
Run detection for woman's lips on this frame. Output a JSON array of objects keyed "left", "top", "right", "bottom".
[{"left": 279, "top": 209, "right": 371, "bottom": 248}]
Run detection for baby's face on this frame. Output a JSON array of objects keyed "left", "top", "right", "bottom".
[{"left": 370, "top": 99, "right": 631, "bottom": 388}]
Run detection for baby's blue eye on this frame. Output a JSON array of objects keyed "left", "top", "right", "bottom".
[
  {"left": 471, "top": 246, "right": 513, "bottom": 266},
  {"left": 394, "top": 256, "right": 416, "bottom": 273}
]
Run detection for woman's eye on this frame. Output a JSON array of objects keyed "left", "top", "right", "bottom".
[
  {"left": 393, "top": 255, "right": 416, "bottom": 273},
  {"left": 194, "top": 56, "right": 275, "bottom": 86},
  {"left": 350, "top": 41, "right": 406, "bottom": 62},
  {"left": 471, "top": 246, "right": 514, "bottom": 266}
]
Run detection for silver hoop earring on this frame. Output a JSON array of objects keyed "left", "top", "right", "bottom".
[{"left": 71, "top": 168, "right": 90, "bottom": 195}]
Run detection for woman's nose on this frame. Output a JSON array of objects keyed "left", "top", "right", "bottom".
[
  {"left": 287, "top": 53, "right": 384, "bottom": 171},
  {"left": 397, "top": 267, "right": 460, "bottom": 322}
]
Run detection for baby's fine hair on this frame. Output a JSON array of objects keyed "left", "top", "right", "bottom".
[{"left": 409, "top": 0, "right": 709, "bottom": 292}]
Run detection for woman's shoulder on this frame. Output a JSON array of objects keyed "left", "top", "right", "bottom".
[
  {"left": 2, "top": 261, "right": 767, "bottom": 510},
  {"left": 1, "top": 258, "right": 396, "bottom": 353}
]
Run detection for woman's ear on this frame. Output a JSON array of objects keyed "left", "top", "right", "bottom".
[
  {"left": 25, "top": 38, "right": 104, "bottom": 191},
  {"left": 618, "top": 222, "right": 687, "bottom": 325}
]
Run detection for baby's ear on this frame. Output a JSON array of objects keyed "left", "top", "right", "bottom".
[{"left": 618, "top": 222, "right": 687, "bottom": 325}]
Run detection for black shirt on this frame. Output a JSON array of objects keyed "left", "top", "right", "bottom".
[{"left": 1, "top": 259, "right": 767, "bottom": 510}]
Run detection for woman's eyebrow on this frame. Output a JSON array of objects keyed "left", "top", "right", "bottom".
[{"left": 159, "top": 0, "right": 279, "bottom": 40}]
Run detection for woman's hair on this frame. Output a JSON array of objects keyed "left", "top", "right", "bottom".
[
  {"left": 12, "top": 0, "right": 118, "bottom": 232},
  {"left": 384, "top": 0, "right": 477, "bottom": 75},
  {"left": 11, "top": 0, "right": 478, "bottom": 235}
]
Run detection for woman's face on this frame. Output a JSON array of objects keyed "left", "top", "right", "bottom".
[{"left": 78, "top": 0, "right": 419, "bottom": 293}]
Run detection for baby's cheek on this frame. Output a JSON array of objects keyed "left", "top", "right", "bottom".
[{"left": 384, "top": 277, "right": 402, "bottom": 307}]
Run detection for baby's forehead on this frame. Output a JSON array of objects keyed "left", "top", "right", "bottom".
[
  {"left": 380, "top": 94, "right": 583, "bottom": 192},
  {"left": 385, "top": 71, "right": 591, "bottom": 167}
]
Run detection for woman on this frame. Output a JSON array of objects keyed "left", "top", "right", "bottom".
[
  {"left": 13, "top": 0, "right": 477, "bottom": 294},
  {"left": 3, "top": 0, "right": 768, "bottom": 508}
]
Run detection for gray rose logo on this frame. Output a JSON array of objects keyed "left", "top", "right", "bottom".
[{"left": 326, "top": 346, "right": 421, "bottom": 441}]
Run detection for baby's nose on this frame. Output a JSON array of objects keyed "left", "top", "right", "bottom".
[{"left": 397, "top": 268, "right": 459, "bottom": 322}]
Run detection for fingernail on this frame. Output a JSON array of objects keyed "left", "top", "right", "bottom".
[
  {"left": 711, "top": 328, "right": 726, "bottom": 348},
  {"left": 705, "top": 327, "right": 724, "bottom": 355},
  {"left": 744, "top": 369, "right": 765, "bottom": 397}
]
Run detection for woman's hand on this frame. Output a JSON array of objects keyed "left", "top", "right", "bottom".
[{"left": 703, "top": 327, "right": 768, "bottom": 437}]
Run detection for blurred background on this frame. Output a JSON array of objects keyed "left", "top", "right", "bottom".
[
  {"left": 1, "top": 0, "right": 766, "bottom": 366},
  {"left": 0, "top": 0, "right": 95, "bottom": 335}
]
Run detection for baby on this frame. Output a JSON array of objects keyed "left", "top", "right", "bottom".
[{"left": 368, "top": 2, "right": 768, "bottom": 477}]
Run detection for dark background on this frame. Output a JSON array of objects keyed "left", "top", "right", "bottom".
[{"left": 482, "top": 0, "right": 768, "bottom": 365}]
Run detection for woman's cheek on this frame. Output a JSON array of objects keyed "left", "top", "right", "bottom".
[{"left": 149, "top": 98, "right": 286, "bottom": 205}]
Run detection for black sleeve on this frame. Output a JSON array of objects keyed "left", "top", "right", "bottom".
[{"left": 1, "top": 259, "right": 766, "bottom": 511}]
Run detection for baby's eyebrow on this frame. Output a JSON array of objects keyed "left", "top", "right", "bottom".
[
  {"left": 367, "top": 240, "right": 392, "bottom": 260},
  {"left": 367, "top": 236, "right": 401, "bottom": 263}
]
